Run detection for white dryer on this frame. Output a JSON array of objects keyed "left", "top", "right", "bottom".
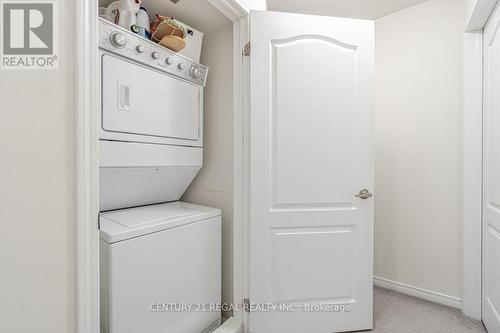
[{"left": 99, "top": 18, "right": 208, "bottom": 211}]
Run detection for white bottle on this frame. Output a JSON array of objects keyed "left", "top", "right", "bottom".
[
  {"left": 136, "top": 7, "right": 150, "bottom": 39},
  {"left": 117, "top": 0, "right": 140, "bottom": 31}
]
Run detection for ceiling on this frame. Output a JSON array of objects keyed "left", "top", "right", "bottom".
[
  {"left": 266, "top": 0, "right": 429, "bottom": 20},
  {"left": 99, "top": 0, "right": 429, "bottom": 32},
  {"left": 100, "top": 0, "right": 230, "bottom": 33}
]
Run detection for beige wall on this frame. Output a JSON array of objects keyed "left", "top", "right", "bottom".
[
  {"left": 182, "top": 22, "right": 234, "bottom": 313},
  {"left": 0, "top": 1, "right": 76, "bottom": 332},
  {"left": 375, "top": 0, "right": 464, "bottom": 298}
]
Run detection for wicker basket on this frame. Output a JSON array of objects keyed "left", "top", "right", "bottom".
[{"left": 150, "top": 15, "right": 186, "bottom": 43}]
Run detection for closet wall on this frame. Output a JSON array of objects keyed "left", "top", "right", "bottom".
[
  {"left": 374, "top": 0, "right": 464, "bottom": 300},
  {"left": 182, "top": 21, "right": 234, "bottom": 313}
]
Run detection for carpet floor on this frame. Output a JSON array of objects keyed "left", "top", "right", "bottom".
[{"left": 364, "top": 287, "right": 486, "bottom": 333}]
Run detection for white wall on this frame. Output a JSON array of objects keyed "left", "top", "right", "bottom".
[
  {"left": 182, "top": 22, "right": 234, "bottom": 315},
  {"left": 375, "top": 0, "right": 464, "bottom": 299},
  {"left": 0, "top": 1, "right": 76, "bottom": 332},
  {"left": 239, "top": 0, "right": 266, "bottom": 10}
]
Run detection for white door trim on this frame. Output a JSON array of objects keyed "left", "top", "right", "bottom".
[
  {"left": 462, "top": 0, "right": 498, "bottom": 321},
  {"left": 208, "top": 0, "right": 249, "bottom": 22},
  {"left": 75, "top": 1, "right": 248, "bottom": 332},
  {"left": 462, "top": 30, "right": 483, "bottom": 321},
  {"left": 466, "top": 0, "right": 498, "bottom": 31},
  {"left": 75, "top": 0, "right": 100, "bottom": 332},
  {"left": 232, "top": 13, "right": 250, "bottom": 332}
]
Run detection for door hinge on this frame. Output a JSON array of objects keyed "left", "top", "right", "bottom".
[
  {"left": 243, "top": 297, "right": 250, "bottom": 312},
  {"left": 243, "top": 42, "right": 250, "bottom": 56}
]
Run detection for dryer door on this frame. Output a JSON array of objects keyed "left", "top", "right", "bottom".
[{"left": 102, "top": 54, "right": 201, "bottom": 143}]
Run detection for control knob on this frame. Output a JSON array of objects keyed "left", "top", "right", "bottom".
[
  {"left": 151, "top": 51, "right": 160, "bottom": 60},
  {"left": 190, "top": 65, "right": 201, "bottom": 79},
  {"left": 165, "top": 57, "right": 174, "bottom": 65},
  {"left": 136, "top": 45, "right": 145, "bottom": 53},
  {"left": 177, "top": 63, "right": 185, "bottom": 70},
  {"left": 109, "top": 32, "right": 128, "bottom": 48}
]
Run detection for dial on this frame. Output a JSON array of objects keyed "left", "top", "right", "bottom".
[
  {"left": 136, "top": 45, "right": 145, "bottom": 53},
  {"left": 151, "top": 52, "right": 160, "bottom": 60},
  {"left": 110, "top": 32, "right": 128, "bottom": 48},
  {"left": 190, "top": 65, "right": 201, "bottom": 79},
  {"left": 177, "top": 63, "right": 185, "bottom": 70},
  {"left": 165, "top": 57, "right": 173, "bottom": 65}
]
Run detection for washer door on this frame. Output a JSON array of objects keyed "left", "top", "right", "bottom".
[{"left": 101, "top": 54, "right": 201, "bottom": 141}]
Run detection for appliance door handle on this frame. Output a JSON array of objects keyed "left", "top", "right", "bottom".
[{"left": 118, "top": 81, "right": 131, "bottom": 112}]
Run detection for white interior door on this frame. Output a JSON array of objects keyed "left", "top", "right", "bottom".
[
  {"left": 248, "top": 11, "right": 374, "bottom": 333},
  {"left": 483, "top": 3, "right": 500, "bottom": 332}
]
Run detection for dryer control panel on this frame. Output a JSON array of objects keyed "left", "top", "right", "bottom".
[{"left": 99, "top": 18, "right": 208, "bottom": 86}]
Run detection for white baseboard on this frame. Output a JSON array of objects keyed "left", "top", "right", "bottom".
[
  {"left": 373, "top": 276, "right": 462, "bottom": 309},
  {"left": 213, "top": 317, "right": 243, "bottom": 333}
]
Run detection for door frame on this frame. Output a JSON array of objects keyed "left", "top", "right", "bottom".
[
  {"left": 232, "top": 12, "right": 251, "bottom": 331},
  {"left": 75, "top": 0, "right": 100, "bottom": 331},
  {"left": 75, "top": 1, "right": 248, "bottom": 332},
  {"left": 462, "top": 0, "right": 498, "bottom": 321}
]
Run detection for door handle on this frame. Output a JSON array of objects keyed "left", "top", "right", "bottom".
[{"left": 355, "top": 189, "right": 373, "bottom": 200}]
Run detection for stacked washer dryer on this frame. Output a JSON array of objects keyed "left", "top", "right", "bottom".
[{"left": 98, "top": 18, "right": 221, "bottom": 333}]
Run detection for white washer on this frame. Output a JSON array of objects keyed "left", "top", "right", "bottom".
[{"left": 100, "top": 201, "right": 222, "bottom": 333}]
